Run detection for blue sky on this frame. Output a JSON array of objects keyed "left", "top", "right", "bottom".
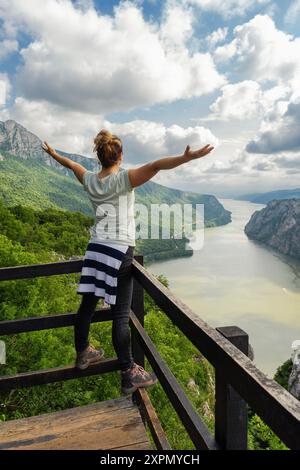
[{"left": 0, "top": 0, "right": 300, "bottom": 196}]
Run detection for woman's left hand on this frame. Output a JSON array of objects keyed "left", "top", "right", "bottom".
[{"left": 42, "top": 141, "right": 56, "bottom": 157}]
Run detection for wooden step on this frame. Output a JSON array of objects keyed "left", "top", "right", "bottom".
[{"left": 0, "top": 396, "right": 152, "bottom": 450}]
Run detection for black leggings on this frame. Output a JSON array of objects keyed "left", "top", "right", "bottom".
[{"left": 74, "top": 246, "right": 135, "bottom": 371}]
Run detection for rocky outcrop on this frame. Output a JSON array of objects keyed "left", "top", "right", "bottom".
[{"left": 245, "top": 199, "right": 300, "bottom": 259}]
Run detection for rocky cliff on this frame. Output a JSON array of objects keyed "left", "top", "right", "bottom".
[{"left": 245, "top": 199, "right": 300, "bottom": 259}]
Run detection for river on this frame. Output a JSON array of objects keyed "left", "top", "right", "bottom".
[{"left": 147, "top": 199, "right": 300, "bottom": 377}]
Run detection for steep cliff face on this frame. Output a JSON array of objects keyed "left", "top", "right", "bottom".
[{"left": 245, "top": 199, "right": 300, "bottom": 259}]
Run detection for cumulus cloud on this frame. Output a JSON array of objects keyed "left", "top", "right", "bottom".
[
  {"left": 210, "top": 80, "right": 263, "bottom": 120},
  {"left": 93, "top": 120, "right": 219, "bottom": 164},
  {"left": 206, "top": 27, "right": 228, "bottom": 47},
  {"left": 160, "top": 0, "right": 194, "bottom": 47},
  {"left": 201, "top": 150, "right": 251, "bottom": 175},
  {"left": 211, "top": 14, "right": 300, "bottom": 156},
  {"left": 214, "top": 15, "right": 300, "bottom": 84},
  {"left": 187, "top": 0, "right": 270, "bottom": 18},
  {"left": 246, "top": 97, "right": 300, "bottom": 154},
  {"left": 0, "top": 0, "right": 225, "bottom": 115},
  {"left": 208, "top": 81, "right": 291, "bottom": 120}
]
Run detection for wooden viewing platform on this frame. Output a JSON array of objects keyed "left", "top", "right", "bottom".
[{"left": 0, "top": 256, "right": 300, "bottom": 450}]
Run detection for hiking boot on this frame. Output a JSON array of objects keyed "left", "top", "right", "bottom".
[
  {"left": 121, "top": 362, "right": 158, "bottom": 394},
  {"left": 75, "top": 344, "right": 105, "bottom": 370}
]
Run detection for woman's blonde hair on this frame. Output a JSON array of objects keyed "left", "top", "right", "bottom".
[{"left": 93, "top": 129, "right": 123, "bottom": 168}]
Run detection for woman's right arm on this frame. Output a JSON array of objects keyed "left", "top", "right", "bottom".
[
  {"left": 42, "top": 141, "right": 86, "bottom": 184},
  {"left": 128, "top": 144, "right": 214, "bottom": 188}
]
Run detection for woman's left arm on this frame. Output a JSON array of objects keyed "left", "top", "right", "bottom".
[{"left": 42, "top": 141, "right": 86, "bottom": 184}]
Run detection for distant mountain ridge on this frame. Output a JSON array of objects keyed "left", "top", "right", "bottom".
[
  {"left": 245, "top": 199, "right": 300, "bottom": 260},
  {"left": 237, "top": 188, "right": 300, "bottom": 204},
  {"left": 0, "top": 119, "right": 231, "bottom": 228}
]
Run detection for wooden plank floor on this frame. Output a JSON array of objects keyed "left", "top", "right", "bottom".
[{"left": 0, "top": 396, "right": 152, "bottom": 450}]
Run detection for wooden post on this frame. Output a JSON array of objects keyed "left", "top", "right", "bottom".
[
  {"left": 215, "top": 326, "right": 249, "bottom": 450},
  {"left": 131, "top": 255, "right": 145, "bottom": 367}
]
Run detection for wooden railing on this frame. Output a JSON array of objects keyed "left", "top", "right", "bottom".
[{"left": 0, "top": 257, "right": 300, "bottom": 450}]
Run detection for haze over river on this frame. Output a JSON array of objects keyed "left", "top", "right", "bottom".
[{"left": 148, "top": 199, "right": 300, "bottom": 377}]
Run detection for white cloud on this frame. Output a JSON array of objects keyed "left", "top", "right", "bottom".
[
  {"left": 98, "top": 119, "right": 219, "bottom": 165},
  {"left": 0, "top": 74, "right": 10, "bottom": 107},
  {"left": 246, "top": 96, "right": 300, "bottom": 154},
  {"left": 206, "top": 28, "right": 228, "bottom": 48},
  {"left": 0, "top": 39, "right": 18, "bottom": 60},
  {"left": 210, "top": 81, "right": 263, "bottom": 120},
  {"left": 160, "top": 0, "right": 194, "bottom": 47},
  {"left": 188, "top": 0, "right": 270, "bottom": 18},
  {"left": 209, "top": 81, "right": 291, "bottom": 120},
  {"left": 211, "top": 15, "right": 300, "bottom": 155},
  {"left": 214, "top": 15, "right": 300, "bottom": 84},
  {"left": 0, "top": 0, "right": 225, "bottom": 115},
  {"left": 284, "top": 0, "right": 300, "bottom": 25}
]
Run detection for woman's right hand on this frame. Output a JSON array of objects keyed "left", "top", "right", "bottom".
[
  {"left": 183, "top": 144, "right": 214, "bottom": 161},
  {"left": 42, "top": 141, "right": 57, "bottom": 158}
]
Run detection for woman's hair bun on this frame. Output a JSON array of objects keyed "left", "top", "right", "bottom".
[{"left": 93, "top": 129, "right": 122, "bottom": 168}]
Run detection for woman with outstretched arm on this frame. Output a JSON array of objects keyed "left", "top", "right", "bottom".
[{"left": 42, "top": 132, "right": 214, "bottom": 394}]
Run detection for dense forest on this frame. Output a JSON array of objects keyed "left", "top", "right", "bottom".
[{"left": 0, "top": 199, "right": 290, "bottom": 449}]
